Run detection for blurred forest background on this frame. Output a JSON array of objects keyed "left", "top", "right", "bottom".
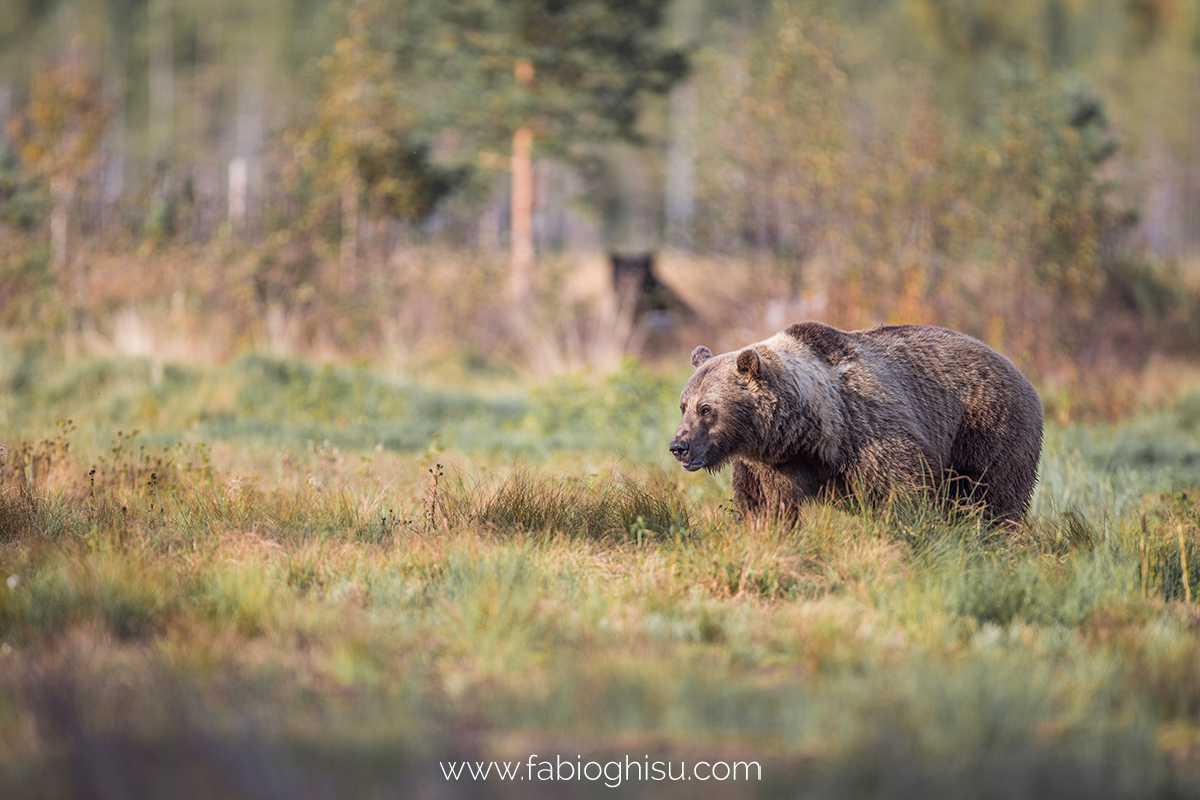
[{"left": 1, "top": 0, "right": 1200, "bottom": 414}]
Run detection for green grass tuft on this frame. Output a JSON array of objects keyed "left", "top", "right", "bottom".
[{"left": 441, "top": 469, "right": 691, "bottom": 542}]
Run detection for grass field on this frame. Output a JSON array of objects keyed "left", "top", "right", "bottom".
[{"left": 3, "top": 350, "right": 1200, "bottom": 798}]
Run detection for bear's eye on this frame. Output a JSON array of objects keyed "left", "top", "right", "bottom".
[{"left": 699, "top": 406, "right": 712, "bottom": 418}]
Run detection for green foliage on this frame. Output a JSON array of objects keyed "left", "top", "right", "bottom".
[
  {"left": 0, "top": 0, "right": 58, "bottom": 47},
  {"left": 438, "top": 548, "right": 549, "bottom": 673},
  {"left": 0, "top": 245, "right": 55, "bottom": 340},
  {"left": 288, "top": 3, "right": 466, "bottom": 230},
  {"left": 0, "top": 143, "right": 45, "bottom": 230},
  {"left": 219, "top": 353, "right": 530, "bottom": 452},
  {"left": 926, "top": 59, "right": 1117, "bottom": 355},
  {"left": 899, "top": 528, "right": 1139, "bottom": 628},
  {"left": 692, "top": 1, "right": 847, "bottom": 259},
  {"left": 280, "top": 0, "right": 687, "bottom": 250},
  {"left": 0, "top": 546, "right": 176, "bottom": 641},
  {"left": 0, "top": 0, "right": 1195, "bottom": 386},
  {"left": 686, "top": 0, "right": 1200, "bottom": 369},
  {"left": 9, "top": 56, "right": 109, "bottom": 186},
  {"left": 524, "top": 357, "right": 681, "bottom": 460},
  {"left": 200, "top": 561, "right": 274, "bottom": 637},
  {"left": 1043, "top": 414, "right": 1200, "bottom": 515},
  {"left": 0, "top": 346, "right": 690, "bottom": 465},
  {"left": 431, "top": 0, "right": 688, "bottom": 149},
  {"left": 0, "top": 349, "right": 534, "bottom": 455}
]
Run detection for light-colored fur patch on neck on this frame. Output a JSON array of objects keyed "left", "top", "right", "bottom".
[{"left": 759, "top": 332, "right": 846, "bottom": 465}]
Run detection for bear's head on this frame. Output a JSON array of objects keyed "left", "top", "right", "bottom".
[
  {"left": 670, "top": 332, "right": 848, "bottom": 472},
  {"left": 669, "top": 344, "right": 771, "bottom": 472}
]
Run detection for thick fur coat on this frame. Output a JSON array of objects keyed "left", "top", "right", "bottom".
[{"left": 668, "top": 322, "right": 1044, "bottom": 521}]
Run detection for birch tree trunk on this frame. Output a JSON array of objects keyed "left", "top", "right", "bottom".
[
  {"left": 665, "top": 81, "right": 697, "bottom": 250},
  {"left": 234, "top": 51, "right": 265, "bottom": 234},
  {"left": 50, "top": 175, "right": 72, "bottom": 271},
  {"left": 664, "top": 0, "right": 703, "bottom": 250}
]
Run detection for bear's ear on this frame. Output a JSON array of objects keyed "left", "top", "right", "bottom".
[
  {"left": 691, "top": 346, "right": 713, "bottom": 368},
  {"left": 736, "top": 348, "right": 761, "bottom": 380}
]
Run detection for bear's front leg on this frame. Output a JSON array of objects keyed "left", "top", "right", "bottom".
[
  {"left": 732, "top": 458, "right": 824, "bottom": 520},
  {"left": 731, "top": 459, "right": 766, "bottom": 517},
  {"left": 845, "top": 439, "right": 944, "bottom": 506}
]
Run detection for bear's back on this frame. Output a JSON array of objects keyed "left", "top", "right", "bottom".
[
  {"left": 786, "top": 320, "right": 1043, "bottom": 464},
  {"left": 853, "top": 324, "right": 1039, "bottom": 412}
]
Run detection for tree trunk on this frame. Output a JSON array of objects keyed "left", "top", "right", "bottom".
[
  {"left": 664, "top": 0, "right": 702, "bottom": 250},
  {"left": 50, "top": 175, "right": 73, "bottom": 271},
  {"left": 192, "top": 10, "right": 223, "bottom": 239},
  {"left": 1144, "top": 127, "right": 1178, "bottom": 257},
  {"left": 234, "top": 51, "right": 265, "bottom": 234},
  {"left": 510, "top": 125, "right": 535, "bottom": 298},
  {"left": 0, "top": 82, "right": 10, "bottom": 153},
  {"left": 665, "top": 81, "right": 697, "bottom": 250},
  {"left": 100, "top": 71, "right": 126, "bottom": 235},
  {"left": 228, "top": 157, "right": 248, "bottom": 230},
  {"left": 340, "top": 175, "right": 361, "bottom": 293},
  {"left": 51, "top": 173, "right": 90, "bottom": 354},
  {"left": 1189, "top": 71, "right": 1200, "bottom": 259},
  {"left": 148, "top": 0, "right": 174, "bottom": 164}
]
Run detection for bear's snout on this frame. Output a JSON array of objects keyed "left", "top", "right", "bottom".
[{"left": 669, "top": 437, "right": 707, "bottom": 471}]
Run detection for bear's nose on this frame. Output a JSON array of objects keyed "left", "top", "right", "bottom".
[{"left": 669, "top": 440, "right": 689, "bottom": 457}]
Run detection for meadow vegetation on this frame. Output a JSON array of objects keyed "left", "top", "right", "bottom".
[
  {"left": 3, "top": 0, "right": 1200, "bottom": 795},
  {"left": 2, "top": 351, "right": 1200, "bottom": 798}
]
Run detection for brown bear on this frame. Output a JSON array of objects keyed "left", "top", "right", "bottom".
[{"left": 668, "top": 322, "right": 1043, "bottom": 521}]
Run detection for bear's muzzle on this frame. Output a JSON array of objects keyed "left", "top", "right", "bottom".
[{"left": 669, "top": 439, "right": 706, "bottom": 471}]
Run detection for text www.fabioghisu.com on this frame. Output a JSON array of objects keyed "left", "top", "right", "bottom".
[{"left": 439, "top": 755, "right": 762, "bottom": 788}]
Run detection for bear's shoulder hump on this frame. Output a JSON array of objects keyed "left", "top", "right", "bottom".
[{"left": 784, "top": 322, "right": 855, "bottom": 365}]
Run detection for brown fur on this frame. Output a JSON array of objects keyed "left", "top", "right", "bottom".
[{"left": 668, "top": 322, "right": 1044, "bottom": 521}]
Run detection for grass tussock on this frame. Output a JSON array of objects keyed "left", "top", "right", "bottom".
[{"left": 440, "top": 469, "right": 690, "bottom": 543}]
